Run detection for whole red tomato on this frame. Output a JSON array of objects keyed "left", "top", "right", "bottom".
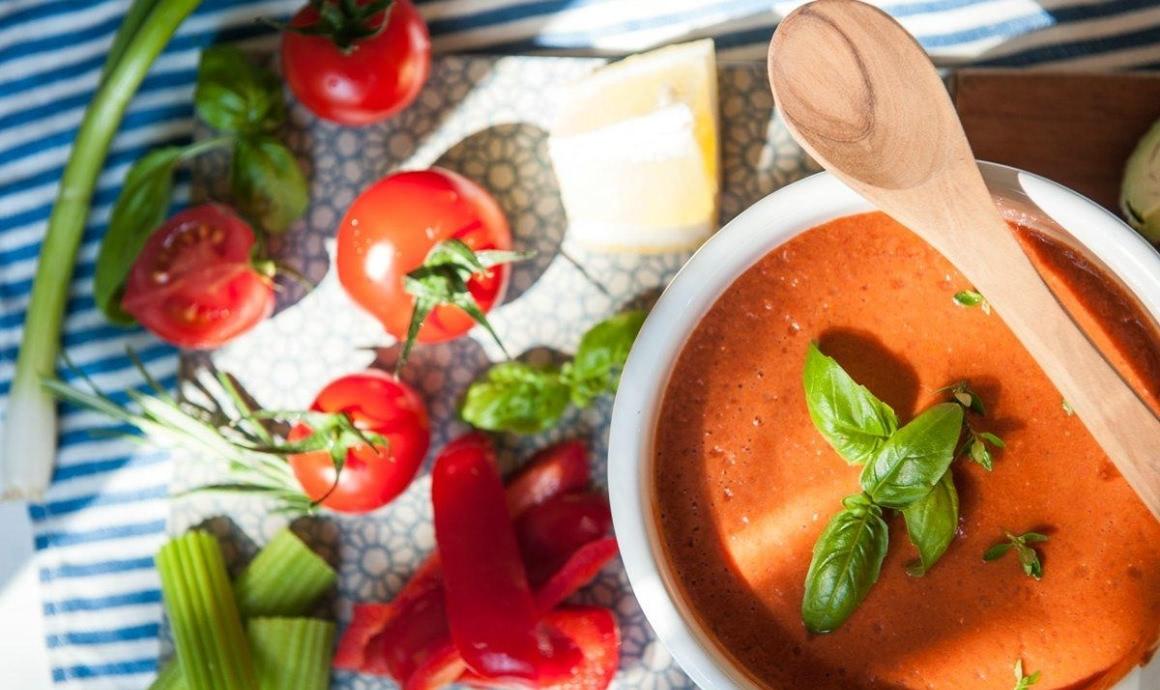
[
  {"left": 281, "top": 0, "right": 431, "bottom": 126},
  {"left": 121, "top": 203, "right": 274, "bottom": 349},
  {"left": 289, "top": 370, "right": 430, "bottom": 513},
  {"left": 336, "top": 168, "right": 513, "bottom": 343}
]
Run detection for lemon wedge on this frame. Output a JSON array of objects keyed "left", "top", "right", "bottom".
[{"left": 549, "top": 39, "right": 720, "bottom": 253}]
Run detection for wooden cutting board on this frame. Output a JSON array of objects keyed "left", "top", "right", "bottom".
[{"left": 954, "top": 69, "right": 1160, "bottom": 213}]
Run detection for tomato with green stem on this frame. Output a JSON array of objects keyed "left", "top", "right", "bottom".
[
  {"left": 121, "top": 203, "right": 275, "bottom": 349},
  {"left": 281, "top": 0, "right": 431, "bottom": 126},
  {"left": 289, "top": 369, "right": 430, "bottom": 513},
  {"left": 336, "top": 168, "right": 526, "bottom": 369}
]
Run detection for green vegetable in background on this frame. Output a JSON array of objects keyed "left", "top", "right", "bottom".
[
  {"left": 802, "top": 342, "right": 899, "bottom": 465},
  {"left": 0, "top": 0, "right": 201, "bottom": 500},
  {"left": 231, "top": 135, "right": 309, "bottom": 235},
  {"left": 801, "top": 494, "right": 889, "bottom": 634},
  {"left": 566, "top": 310, "right": 647, "bottom": 407},
  {"left": 859, "top": 403, "right": 963, "bottom": 509},
  {"left": 194, "top": 45, "right": 286, "bottom": 135},
  {"left": 460, "top": 309, "right": 647, "bottom": 434},
  {"left": 902, "top": 471, "right": 959, "bottom": 577},
  {"left": 93, "top": 45, "right": 308, "bottom": 326},
  {"left": 1120, "top": 117, "right": 1160, "bottom": 244},
  {"left": 460, "top": 362, "right": 572, "bottom": 434}
]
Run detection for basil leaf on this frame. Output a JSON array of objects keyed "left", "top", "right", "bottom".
[
  {"left": 567, "top": 310, "right": 647, "bottom": 407},
  {"left": 801, "top": 494, "right": 889, "bottom": 634},
  {"left": 968, "top": 437, "right": 993, "bottom": 471},
  {"left": 195, "top": 45, "right": 285, "bottom": 134},
  {"left": 860, "top": 402, "right": 963, "bottom": 508},
  {"left": 94, "top": 147, "right": 183, "bottom": 324},
  {"left": 231, "top": 136, "right": 308, "bottom": 233},
  {"left": 902, "top": 470, "right": 959, "bottom": 576},
  {"left": 803, "top": 343, "right": 899, "bottom": 465},
  {"left": 983, "top": 542, "right": 1012, "bottom": 561},
  {"left": 460, "top": 362, "right": 571, "bottom": 433},
  {"left": 953, "top": 290, "right": 985, "bottom": 307}
]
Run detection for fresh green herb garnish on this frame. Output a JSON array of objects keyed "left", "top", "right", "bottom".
[
  {"left": 953, "top": 289, "right": 991, "bottom": 314},
  {"left": 1013, "top": 658, "right": 1042, "bottom": 689},
  {"left": 984, "top": 531, "right": 1049, "bottom": 580},
  {"left": 903, "top": 471, "right": 959, "bottom": 577},
  {"left": 801, "top": 494, "right": 889, "bottom": 634},
  {"left": 801, "top": 345, "right": 970, "bottom": 632},
  {"left": 803, "top": 343, "right": 899, "bottom": 465},
  {"left": 399, "top": 239, "right": 533, "bottom": 371},
  {"left": 461, "top": 310, "right": 646, "bottom": 433},
  {"left": 1062, "top": 399, "right": 1074, "bottom": 416},
  {"left": 943, "top": 381, "right": 1005, "bottom": 471},
  {"left": 94, "top": 45, "right": 309, "bottom": 325}
]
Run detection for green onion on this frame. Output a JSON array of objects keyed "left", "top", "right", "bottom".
[
  {"left": 1, "top": 0, "right": 201, "bottom": 499},
  {"left": 235, "top": 529, "right": 337, "bottom": 618},
  {"left": 156, "top": 531, "right": 259, "bottom": 690},
  {"left": 247, "top": 618, "right": 335, "bottom": 690}
]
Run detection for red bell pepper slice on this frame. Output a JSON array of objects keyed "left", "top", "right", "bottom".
[
  {"left": 461, "top": 607, "right": 621, "bottom": 690},
  {"left": 534, "top": 537, "right": 619, "bottom": 613},
  {"left": 433, "top": 432, "right": 574, "bottom": 684},
  {"left": 334, "top": 602, "right": 394, "bottom": 671},
  {"left": 335, "top": 437, "right": 600, "bottom": 682},
  {"left": 403, "top": 641, "right": 467, "bottom": 690},
  {"left": 506, "top": 440, "right": 589, "bottom": 517},
  {"left": 517, "top": 491, "right": 612, "bottom": 585}
]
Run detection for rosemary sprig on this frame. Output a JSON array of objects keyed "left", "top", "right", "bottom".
[{"left": 43, "top": 355, "right": 386, "bottom": 514}]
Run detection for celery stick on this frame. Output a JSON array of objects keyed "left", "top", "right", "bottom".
[
  {"left": 247, "top": 618, "right": 335, "bottom": 690},
  {"left": 234, "top": 529, "right": 337, "bottom": 618},
  {"left": 147, "top": 659, "right": 185, "bottom": 690},
  {"left": 1, "top": 0, "right": 201, "bottom": 500},
  {"left": 156, "top": 531, "right": 258, "bottom": 690},
  {"left": 151, "top": 529, "right": 335, "bottom": 688}
]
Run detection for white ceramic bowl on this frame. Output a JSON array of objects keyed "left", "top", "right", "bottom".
[{"left": 607, "top": 162, "right": 1160, "bottom": 690}]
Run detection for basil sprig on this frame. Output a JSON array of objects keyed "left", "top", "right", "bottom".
[
  {"left": 803, "top": 344, "right": 898, "bottom": 465},
  {"left": 461, "top": 310, "right": 646, "bottom": 433},
  {"left": 801, "top": 344, "right": 979, "bottom": 633},
  {"left": 94, "top": 45, "right": 307, "bottom": 325},
  {"left": 984, "top": 531, "right": 1049, "bottom": 580},
  {"left": 801, "top": 494, "right": 889, "bottom": 634}
]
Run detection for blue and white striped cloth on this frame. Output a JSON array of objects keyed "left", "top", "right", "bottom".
[{"left": 1, "top": 1, "right": 1158, "bottom": 687}]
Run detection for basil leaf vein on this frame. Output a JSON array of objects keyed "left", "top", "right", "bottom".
[
  {"left": 803, "top": 343, "right": 899, "bottom": 465},
  {"left": 802, "top": 494, "right": 889, "bottom": 634},
  {"left": 859, "top": 402, "right": 963, "bottom": 508},
  {"left": 902, "top": 470, "right": 959, "bottom": 576}
]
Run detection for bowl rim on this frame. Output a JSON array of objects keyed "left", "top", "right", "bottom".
[{"left": 606, "top": 162, "right": 1160, "bottom": 690}]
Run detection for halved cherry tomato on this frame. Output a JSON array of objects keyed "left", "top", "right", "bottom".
[
  {"left": 121, "top": 203, "right": 274, "bottom": 349},
  {"left": 281, "top": 0, "right": 431, "bottom": 125},
  {"left": 336, "top": 168, "right": 512, "bottom": 344},
  {"left": 289, "top": 370, "right": 429, "bottom": 513}
]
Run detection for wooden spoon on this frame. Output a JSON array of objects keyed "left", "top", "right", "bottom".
[{"left": 768, "top": 0, "right": 1160, "bottom": 518}]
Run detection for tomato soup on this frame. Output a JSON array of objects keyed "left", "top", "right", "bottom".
[{"left": 653, "top": 212, "right": 1160, "bottom": 690}]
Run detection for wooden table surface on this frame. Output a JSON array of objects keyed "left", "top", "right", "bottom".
[{"left": 955, "top": 69, "right": 1160, "bottom": 214}]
